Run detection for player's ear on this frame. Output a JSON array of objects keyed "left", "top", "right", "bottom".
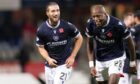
[{"left": 104, "top": 12, "right": 108, "bottom": 17}]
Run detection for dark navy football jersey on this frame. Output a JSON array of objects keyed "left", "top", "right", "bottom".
[
  {"left": 85, "top": 15, "right": 130, "bottom": 61},
  {"left": 36, "top": 19, "right": 80, "bottom": 66},
  {"left": 134, "top": 24, "right": 140, "bottom": 59}
]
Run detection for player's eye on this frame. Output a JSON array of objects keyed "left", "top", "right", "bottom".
[
  {"left": 92, "top": 15, "right": 100, "bottom": 19},
  {"left": 51, "top": 10, "right": 55, "bottom": 12},
  {"left": 56, "top": 9, "right": 60, "bottom": 12}
]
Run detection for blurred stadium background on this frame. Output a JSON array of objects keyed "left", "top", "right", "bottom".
[{"left": 0, "top": 0, "right": 139, "bottom": 84}]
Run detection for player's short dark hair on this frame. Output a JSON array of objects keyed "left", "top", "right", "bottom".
[
  {"left": 123, "top": 12, "right": 134, "bottom": 19},
  {"left": 46, "top": 2, "right": 59, "bottom": 11},
  {"left": 124, "top": 12, "right": 133, "bottom": 17},
  {"left": 134, "top": 10, "right": 140, "bottom": 20}
]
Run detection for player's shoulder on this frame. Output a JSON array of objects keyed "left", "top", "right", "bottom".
[
  {"left": 110, "top": 16, "right": 121, "bottom": 24},
  {"left": 86, "top": 18, "right": 95, "bottom": 24},
  {"left": 37, "top": 21, "right": 46, "bottom": 32},
  {"left": 134, "top": 24, "right": 140, "bottom": 32},
  {"left": 61, "top": 19, "right": 74, "bottom": 25},
  {"left": 86, "top": 18, "right": 96, "bottom": 30},
  {"left": 135, "top": 24, "right": 140, "bottom": 29},
  {"left": 110, "top": 16, "right": 125, "bottom": 27},
  {"left": 60, "top": 19, "right": 76, "bottom": 28}
]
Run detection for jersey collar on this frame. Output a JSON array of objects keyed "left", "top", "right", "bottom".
[
  {"left": 46, "top": 20, "right": 60, "bottom": 29},
  {"left": 103, "top": 15, "right": 110, "bottom": 27}
]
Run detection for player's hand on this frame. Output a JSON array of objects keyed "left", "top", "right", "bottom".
[
  {"left": 90, "top": 67, "right": 97, "bottom": 77},
  {"left": 47, "top": 58, "right": 58, "bottom": 68},
  {"left": 129, "top": 61, "right": 137, "bottom": 74},
  {"left": 65, "top": 56, "right": 75, "bottom": 68},
  {"left": 129, "top": 66, "right": 137, "bottom": 74}
]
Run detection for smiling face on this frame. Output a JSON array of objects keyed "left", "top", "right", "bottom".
[
  {"left": 91, "top": 5, "right": 107, "bottom": 27},
  {"left": 46, "top": 4, "right": 60, "bottom": 24}
]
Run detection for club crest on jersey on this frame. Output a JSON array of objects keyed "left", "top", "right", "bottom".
[
  {"left": 101, "top": 35, "right": 106, "bottom": 39},
  {"left": 53, "top": 36, "right": 59, "bottom": 41},
  {"left": 59, "top": 28, "right": 64, "bottom": 33}
]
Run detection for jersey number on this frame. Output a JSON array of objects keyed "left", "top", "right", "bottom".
[
  {"left": 114, "top": 60, "right": 122, "bottom": 70},
  {"left": 60, "top": 72, "right": 67, "bottom": 80}
]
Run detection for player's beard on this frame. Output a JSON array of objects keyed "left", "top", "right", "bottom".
[
  {"left": 95, "top": 20, "right": 102, "bottom": 27},
  {"left": 50, "top": 16, "right": 60, "bottom": 26},
  {"left": 96, "top": 19, "right": 106, "bottom": 27}
]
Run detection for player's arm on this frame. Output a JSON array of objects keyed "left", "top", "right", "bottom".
[
  {"left": 36, "top": 28, "right": 58, "bottom": 68},
  {"left": 119, "top": 22, "right": 136, "bottom": 67},
  {"left": 85, "top": 19, "right": 95, "bottom": 67},
  {"left": 85, "top": 19, "right": 96, "bottom": 76},
  {"left": 65, "top": 22, "right": 83, "bottom": 68},
  {"left": 71, "top": 34, "right": 83, "bottom": 58},
  {"left": 87, "top": 37, "right": 94, "bottom": 64},
  {"left": 87, "top": 37, "right": 97, "bottom": 76},
  {"left": 125, "top": 36, "right": 137, "bottom": 74},
  {"left": 66, "top": 34, "right": 83, "bottom": 68},
  {"left": 37, "top": 45, "right": 50, "bottom": 61},
  {"left": 125, "top": 36, "right": 136, "bottom": 66},
  {"left": 37, "top": 45, "right": 58, "bottom": 68},
  {"left": 119, "top": 21, "right": 136, "bottom": 65}
]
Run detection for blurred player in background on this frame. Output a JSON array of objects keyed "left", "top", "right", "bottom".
[
  {"left": 119, "top": 13, "right": 136, "bottom": 84},
  {"left": 134, "top": 10, "right": 140, "bottom": 84},
  {"left": 85, "top": 5, "right": 136, "bottom": 84},
  {"left": 36, "top": 2, "right": 83, "bottom": 84}
]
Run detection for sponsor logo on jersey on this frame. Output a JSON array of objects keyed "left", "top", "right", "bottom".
[
  {"left": 96, "top": 36, "right": 115, "bottom": 44},
  {"left": 101, "top": 35, "right": 106, "bottom": 39},
  {"left": 46, "top": 40, "right": 67, "bottom": 46}
]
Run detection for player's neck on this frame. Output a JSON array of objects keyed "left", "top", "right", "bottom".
[
  {"left": 48, "top": 19, "right": 58, "bottom": 27},
  {"left": 103, "top": 15, "right": 109, "bottom": 27},
  {"left": 47, "top": 19, "right": 60, "bottom": 28}
]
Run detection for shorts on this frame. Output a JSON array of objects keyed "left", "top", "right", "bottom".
[
  {"left": 137, "top": 60, "right": 140, "bottom": 79},
  {"left": 95, "top": 53, "right": 126, "bottom": 81},
  {"left": 45, "top": 64, "right": 72, "bottom": 84},
  {"left": 118, "top": 73, "right": 130, "bottom": 84}
]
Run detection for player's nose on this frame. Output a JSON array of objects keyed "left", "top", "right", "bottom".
[
  {"left": 94, "top": 17, "right": 99, "bottom": 21},
  {"left": 54, "top": 11, "right": 59, "bottom": 15}
]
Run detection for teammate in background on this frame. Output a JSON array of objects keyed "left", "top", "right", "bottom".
[
  {"left": 134, "top": 10, "right": 140, "bottom": 84},
  {"left": 36, "top": 2, "right": 83, "bottom": 84},
  {"left": 85, "top": 5, "right": 136, "bottom": 84},
  {"left": 119, "top": 13, "right": 136, "bottom": 84}
]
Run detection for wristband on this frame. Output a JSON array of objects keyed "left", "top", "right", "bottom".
[
  {"left": 130, "top": 61, "right": 136, "bottom": 67},
  {"left": 89, "top": 61, "right": 94, "bottom": 68}
]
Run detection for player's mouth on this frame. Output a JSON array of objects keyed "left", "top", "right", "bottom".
[
  {"left": 53, "top": 16, "right": 59, "bottom": 19},
  {"left": 52, "top": 16, "right": 59, "bottom": 22},
  {"left": 95, "top": 21, "right": 102, "bottom": 26}
]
